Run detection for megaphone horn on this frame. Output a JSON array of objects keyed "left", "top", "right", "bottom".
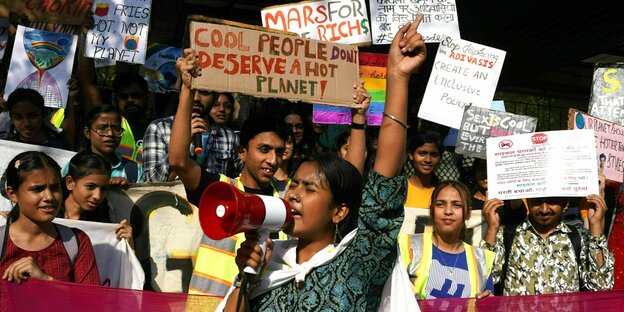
[{"left": 198, "top": 181, "right": 292, "bottom": 241}]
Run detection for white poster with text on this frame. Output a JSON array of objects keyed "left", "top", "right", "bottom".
[
  {"left": 487, "top": 130, "right": 599, "bottom": 200},
  {"left": 85, "top": 0, "right": 152, "bottom": 64},
  {"left": 418, "top": 36, "right": 506, "bottom": 129}
]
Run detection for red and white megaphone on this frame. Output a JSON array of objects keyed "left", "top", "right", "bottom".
[{"left": 198, "top": 181, "right": 292, "bottom": 274}]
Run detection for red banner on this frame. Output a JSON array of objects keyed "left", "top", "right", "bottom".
[{"left": 3, "top": 279, "right": 624, "bottom": 311}]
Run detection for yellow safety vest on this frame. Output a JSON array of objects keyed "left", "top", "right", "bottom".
[
  {"left": 398, "top": 233, "right": 494, "bottom": 299},
  {"left": 50, "top": 109, "right": 142, "bottom": 164},
  {"left": 188, "top": 175, "right": 289, "bottom": 296}
]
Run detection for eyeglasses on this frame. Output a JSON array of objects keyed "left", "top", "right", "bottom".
[
  {"left": 117, "top": 91, "right": 144, "bottom": 101},
  {"left": 91, "top": 125, "right": 125, "bottom": 137}
]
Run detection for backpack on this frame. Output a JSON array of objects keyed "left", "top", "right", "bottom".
[
  {"left": 0, "top": 223, "right": 79, "bottom": 265},
  {"left": 494, "top": 223, "right": 582, "bottom": 296}
]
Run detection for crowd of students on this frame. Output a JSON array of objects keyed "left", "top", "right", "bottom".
[{"left": 0, "top": 11, "right": 619, "bottom": 312}]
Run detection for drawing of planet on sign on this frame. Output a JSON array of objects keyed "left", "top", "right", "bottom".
[
  {"left": 139, "top": 43, "right": 181, "bottom": 94},
  {"left": 17, "top": 29, "right": 73, "bottom": 108}
]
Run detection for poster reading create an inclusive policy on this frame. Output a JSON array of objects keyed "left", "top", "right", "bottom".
[
  {"left": 418, "top": 36, "right": 506, "bottom": 129},
  {"left": 261, "top": 0, "right": 371, "bottom": 45},
  {"left": 487, "top": 130, "right": 598, "bottom": 200},
  {"left": 369, "top": 0, "right": 460, "bottom": 44},
  {"left": 85, "top": 0, "right": 152, "bottom": 64},
  {"left": 569, "top": 109, "right": 624, "bottom": 183},
  {"left": 189, "top": 19, "right": 360, "bottom": 107},
  {"left": 588, "top": 63, "right": 624, "bottom": 126}
]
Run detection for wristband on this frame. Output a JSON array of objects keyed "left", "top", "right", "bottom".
[{"left": 351, "top": 122, "right": 366, "bottom": 130}]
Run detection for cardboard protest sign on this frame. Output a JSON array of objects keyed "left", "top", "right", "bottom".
[
  {"left": 418, "top": 36, "right": 505, "bottom": 129},
  {"left": 189, "top": 19, "right": 360, "bottom": 107},
  {"left": 139, "top": 43, "right": 182, "bottom": 94},
  {"left": 261, "top": 0, "right": 371, "bottom": 45},
  {"left": 3, "top": 26, "right": 78, "bottom": 108},
  {"left": 487, "top": 130, "right": 599, "bottom": 200},
  {"left": 85, "top": 0, "right": 152, "bottom": 64},
  {"left": 456, "top": 106, "right": 537, "bottom": 159},
  {"left": 313, "top": 52, "right": 386, "bottom": 124},
  {"left": 0, "top": 0, "right": 92, "bottom": 25},
  {"left": 0, "top": 18, "right": 9, "bottom": 59},
  {"left": 369, "top": 0, "right": 459, "bottom": 44},
  {"left": 588, "top": 63, "right": 624, "bottom": 125},
  {"left": 569, "top": 109, "right": 624, "bottom": 182},
  {"left": 402, "top": 208, "right": 485, "bottom": 246}
]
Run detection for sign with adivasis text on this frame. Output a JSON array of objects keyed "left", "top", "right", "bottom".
[
  {"left": 85, "top": 0, "right": 152, "bottom": 64},
  {"left": 261, "top": 0, "right": 371, "bottom": 45},
  {"left": 569, "top": 109, "right": 624, "bottom": 183},
  {"left": 189, "top": 20, "right": 360, "bottom": 107},
  {"left": 418, "top": 36, "right": 506, "bottom": 129},
  {"left": 487, "top": 130, "right": 599, "bottom": 200},
  {"left": 588, "top": 63, "right": 624, "bottom": 126}
]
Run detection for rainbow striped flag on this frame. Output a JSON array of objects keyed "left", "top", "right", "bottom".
[{"left": 313, "top": 52, "right": 387, "bottom": 125}]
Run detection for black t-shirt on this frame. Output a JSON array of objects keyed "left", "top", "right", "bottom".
[{"left": 187, "top": 169, "right": 274, "bottom": 207}]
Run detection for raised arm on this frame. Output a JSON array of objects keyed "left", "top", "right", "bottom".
[
  {"left": 375, "top": 15, "right": 426, "bottom": 178},
  {"left": 344, "top": 80, "right": 370, "bottom": 175},
  {"left": 169, "top": 48, "right": 203, "bottom": 192}
]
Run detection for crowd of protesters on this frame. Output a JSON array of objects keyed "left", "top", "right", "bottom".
[{"left": 0, "top": 8, "right": 620, "bottom": 312}]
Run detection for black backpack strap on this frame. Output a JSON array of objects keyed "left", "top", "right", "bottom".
[
  {"left": 566, "top": 225, "right": 586, "bottom": 291},
  {"left": 494, "top": 224, "right": 518, "bottom": 296},
  {"left": 566, "top": 225, "right": 582, "bottom": 264},
  {"left": 0, "top": 224, "right": 7, "bottom": 261}
]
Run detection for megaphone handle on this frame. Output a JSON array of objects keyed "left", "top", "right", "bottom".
[{"left": 243, "top": 230, "right": 270, "bottom": 275}]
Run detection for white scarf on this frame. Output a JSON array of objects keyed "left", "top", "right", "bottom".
[
  {"left": 216, "top": 229, "right": 358, "bottom": 311},
  {"left": 250, "top": 228, "right": 358, "bottom": 298}
]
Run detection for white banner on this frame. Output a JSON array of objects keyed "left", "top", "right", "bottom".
[
  {"left": 487, "top": 130, "right": 599, "bottom": 200},
  {"left": 53, "top": 218, "right": 144, "bottom": 289}
]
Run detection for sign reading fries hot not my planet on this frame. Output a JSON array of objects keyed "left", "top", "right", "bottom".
[{"left": 189, "top": 20, "right": 360, "bottom": 107}]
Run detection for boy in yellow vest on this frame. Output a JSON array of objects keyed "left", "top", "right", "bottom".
[{"left": 170, "top": 50, "right": 289, "bottom": 296}]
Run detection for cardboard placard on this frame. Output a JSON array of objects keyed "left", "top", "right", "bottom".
[
  {"left": 261, "top": 0, "right": 371, "bottom": 45},
  {"left": 456, "top": 106, "right": 537, "bottom": 159},
  {"left": 3, "top": 26, "right": 78, "bottom": 108},
  {"left": 139, "top": 43, "right": 182, "bottom": 94},
  {"left": 418, "top": 36, "right": 506, "bottom": 129},
  {"left": 569, "top": 109, "right": 624, "bottom": 183},
  {"left": 487, "top": 130, "right": 599, "bottom": 200},
  {"left": 313, "top": 52, "right": 386, "bottom": 124},
  {"left": 189, "top": 19, "right": 360, "bottom": 107},
  {"left": 588, "top": 63, "right": 624, "bottom": 125},
  {"left": 85, "top": 0, "right": 152, "bottom": 64},
  {"left": 0, "top": 0, "right": 92, "bottom": 26},
  {"left": 369, "top": 0, "right": 460, "bottom": 44}
]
